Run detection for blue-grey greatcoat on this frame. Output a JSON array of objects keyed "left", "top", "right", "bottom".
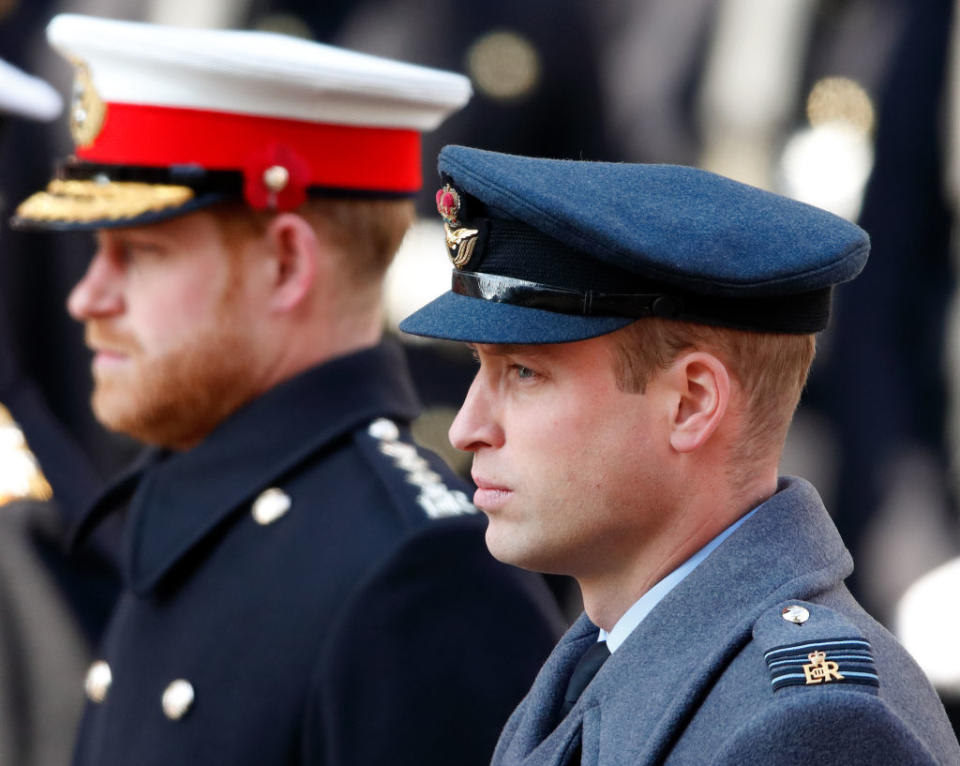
[
  {"left": 492, "top": 477, "right": 960, "bottom": 766},
  {"left": 68, "top": 341, "right": 564, "bottom": 766}
]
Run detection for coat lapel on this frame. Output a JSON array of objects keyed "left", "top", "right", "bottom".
[
  {"left": 494, "top": 615, "right": 599, "bottom": 766},
  {"left": 70, "top": 342, "right": 421, "bottom": 596}
]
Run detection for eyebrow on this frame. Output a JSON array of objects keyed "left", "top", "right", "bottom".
[
  {"left": 468, "top": 343, "right": 519, "bottom": 356},
  {"left": 469, "top": 343, "right": 552, "bottom": 360}
]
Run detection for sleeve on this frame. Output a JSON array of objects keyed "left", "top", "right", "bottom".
[
  {"left": 301, "top": 516, "right": 565, "bottom": 766},
  {"left": 707, "top": 690, "right": 940, "bottom": 766}
]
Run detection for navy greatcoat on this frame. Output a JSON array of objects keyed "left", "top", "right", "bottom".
[
  {"left": 68, "top": 341, "right": 565, "bottom": 766},
  {"left": 492, "top": 477, "right": 960, "bottom": 766}
]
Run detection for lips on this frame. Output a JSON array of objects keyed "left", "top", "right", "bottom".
[
  {"left": 87, "top": 324, "right": 141, "bottom": 370},
  {"left": 471, "top": 473, "right": 513, "bottom": 511},
  {"left": 92, "top": 347, "right": 128, "bottom": 360},
  {"left": 91, "top": 347, "right": 130, "bottom": 373}
]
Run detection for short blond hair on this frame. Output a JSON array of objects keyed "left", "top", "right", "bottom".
[
  {"left": 610, "top": 319, "right": 816, "bottom": 470},
  {"left": 210, "top": 197, "right": 415, "bottom": 286}
]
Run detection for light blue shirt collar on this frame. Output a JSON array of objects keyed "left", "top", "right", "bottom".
[{"left": 598, "top": 506, "right": 759, "bottom": 653}]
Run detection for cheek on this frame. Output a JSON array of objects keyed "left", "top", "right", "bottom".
[
  {"left": 128, "top": 265, "right": 233, "bottom": 350},
  {"left": 551, "top": 400, "right": 656, "bottom": 502}
]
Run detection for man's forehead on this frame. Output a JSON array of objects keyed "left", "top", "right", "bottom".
[
  {"left": 470, "top": 342, "right": 542, "bottom": 357},
  {"left": 95, "top": 209, "right": 216, "bottom": 241},
  {"left": 469, "top": 340, "right": 608, "bottom": 361}
]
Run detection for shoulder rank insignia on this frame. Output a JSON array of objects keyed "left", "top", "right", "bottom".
[
  {"left": 764, "top": 639, "right": 879, "bottom": 691},
  {"left": 367, "top": 418, "right": 475, "bottom": 519}
]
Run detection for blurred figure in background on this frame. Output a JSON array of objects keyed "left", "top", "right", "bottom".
[
  {"left": 0, "top": 56, "right": 117, "bottom": 766},
  {"left": 815, "top": 0, "right": 957, "bottom": 616}
]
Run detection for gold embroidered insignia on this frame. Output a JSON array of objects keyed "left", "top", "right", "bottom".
[
  {"left": 15, "top": 179, "right": 194, "bottom": 224},
  {"left": 802, "top": 651, "right": 845, "bottom": 685},
  {"left": 444, "top": 223, "right": 479, "bottom": 268}
]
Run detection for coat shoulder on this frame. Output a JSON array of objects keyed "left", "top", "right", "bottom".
[
  {"left": 752, "top": 600, "right": 881, "bottom": 697},
  {"left": 707, "top": 686, "right": 941, "bottom": 765},
  {"left": 350, "top": 416, "right": 478, "bottom": 530},
  {"left": 723, "top": 598, "right": 960, "bottom": 765}
]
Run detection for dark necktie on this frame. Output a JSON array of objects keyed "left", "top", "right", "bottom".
[{"left": 559, "top": 640, "right": 610, "bottom": 719}]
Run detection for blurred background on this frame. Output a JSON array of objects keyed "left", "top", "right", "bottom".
[{"left": 1, "top": 0, "right": 960, "bottom": 750}]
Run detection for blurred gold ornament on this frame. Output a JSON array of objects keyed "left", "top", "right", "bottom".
[
  {"left": 807, "top": 77, "right": 874, "bottom": 135},
  {"left": 69, "top": 58, "right": 107, "bottom": 148},
  {"left": 0, "top": 405, "right": 52, "bottom": 505},
  {"left": 466, "top": 30, "right": 541, "bottom": 102}
]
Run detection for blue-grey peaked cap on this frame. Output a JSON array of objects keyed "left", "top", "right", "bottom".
[{"left": 399, "top": 146, "right": 870, "bottom": 344}]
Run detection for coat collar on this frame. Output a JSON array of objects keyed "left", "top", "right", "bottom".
[
  {"left": 70, "top": 341, "right": 421, "bottom": 596},
  {"left": 496, "top": 476, "right": 853, "bottom": 766}
]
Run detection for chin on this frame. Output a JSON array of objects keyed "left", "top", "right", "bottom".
[
  {"left": 91, "top": 386, "right": 133, "bottom": 431},
  {"left": 484, "top": 523, "right": 564, "bottom": 575},
  {"left": 483, "top": 522, "right": 526, "bottom": 567}
]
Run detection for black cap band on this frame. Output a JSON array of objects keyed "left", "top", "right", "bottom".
[
  {"left": 452, "top": 270, "right": 831, "bottom": 333},
  {"left": 60, "top": 160, "right": 417, "bottom": 200}
]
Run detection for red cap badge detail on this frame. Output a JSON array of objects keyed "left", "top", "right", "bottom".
[
  {"left": 436, "top": 184, "right": 462, "bottom": 225},
  {"left": 244, "top": 143, "right": 310, "bottom": 211}
]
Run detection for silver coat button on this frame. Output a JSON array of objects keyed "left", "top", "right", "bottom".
[
  {"left": 84, "top": 660, "right": 112, "bottom": 703},
  {"left": 162, "top": 679, "right": 195, "bottom": 720},
  {"left": 781, "top": 605, "right": 810, "bottom": 624},
  {"left": 251, "top": 488, "right": 291, "bottom": 525},
  {"left": 368, "top": 417, "right": 400, "bottom": 442}
]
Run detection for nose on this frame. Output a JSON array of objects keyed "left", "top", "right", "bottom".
[
  {"left": 67, "top": 247, "right": 124, "bottom": 321},
  {"left": 449, "top": 374, "right": 505, "bottom": 452}
]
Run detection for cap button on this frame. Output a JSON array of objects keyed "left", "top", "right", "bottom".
[
  {"left": 162, "top": 679, "right": 195, "bottom": 720},
  {"left": 263, "top": 165, "right": 290, "bottom": 192},
  {"left": 651, "top": 295, "right": 681, "bottom": 318},
  {"left": 781, "top": 604, "right": 810, "bottom": 624},
  {"left": 251, "top": 487, "right": 291, "bottom": 525},
  {"left": 84, "top": 660, "right": 112, "bottom": 703}
]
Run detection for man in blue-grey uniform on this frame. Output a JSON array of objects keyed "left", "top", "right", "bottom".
[
  {"left": 400, "top": 146, "right": 960, "bottom": 765},
  {"left": 11, "top": 16, "right": 564, "bottom": 766}
]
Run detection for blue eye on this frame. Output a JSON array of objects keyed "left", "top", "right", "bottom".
[{"left": 514, "top": 365, "right": 536, "bottom": 380}]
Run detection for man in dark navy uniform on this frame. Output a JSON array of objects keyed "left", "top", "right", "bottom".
[
  {"left": 12, "top": 15, "right": 563, "bottom": 766},
  {"left": 400, "top": 147, "right": 960, "bottom": 765}
]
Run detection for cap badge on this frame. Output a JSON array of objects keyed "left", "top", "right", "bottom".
[
  {"left": 69, "top": 58, "right": 106, "bottom": 149},
  {"left": 444, "top": 223, "right": 479, "bottom": 268},
  {"left": 436, "top": 184, "right": 462, "bottom": 225},
  {"left": 244, "top": 143, "right": 309, "bottom": 211}
]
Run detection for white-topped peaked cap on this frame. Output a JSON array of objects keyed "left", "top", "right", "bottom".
[
  {"left": 13, "top": 14, "right": 472, "bottom": 230},
  {"left": 46, "top": 14, "right": 471, "bottom": 131},
  {"left": 0, "top": 58, "right": 61, "bottom": 122}
]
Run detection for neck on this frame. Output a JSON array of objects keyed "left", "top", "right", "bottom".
[
  {"left": 578, "top": 468, "right": 777, "bottom": 631},
  {"left": 264, "top": 299, "right": 385, "bottom": 389}
]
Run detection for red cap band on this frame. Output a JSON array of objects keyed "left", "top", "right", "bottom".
[{"left": 76, "top": 102, "right": 422, "bottom": 193}]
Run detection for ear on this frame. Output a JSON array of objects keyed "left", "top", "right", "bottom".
[
  {"left": 263, "top": 212, "right": 320, "bottom": 313},
  {"left": 666, "top": 351, "right": 730, "bottom": 453}
]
